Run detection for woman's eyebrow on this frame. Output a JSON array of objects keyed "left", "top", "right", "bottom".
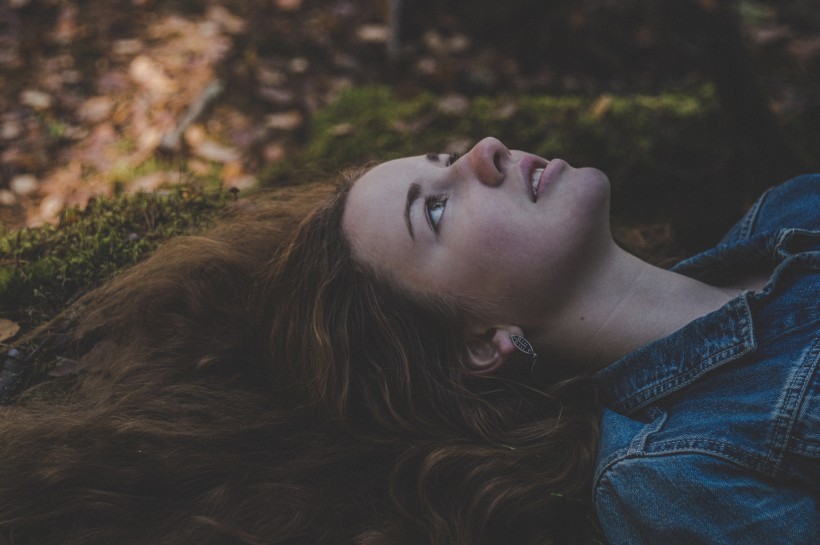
[
  {"left": 425, "top": 153, "right": 439, "bottom": 163},
  {"left": 405, "top": 182, "right": 421, "bottom": 241}
]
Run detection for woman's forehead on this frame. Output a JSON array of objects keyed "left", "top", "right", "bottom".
[
  {"left": 344, "top": 155, "right": 430, "bottom": 221},
  {"left": 342, "top": 155, "right": 433, "bottom": 280}
]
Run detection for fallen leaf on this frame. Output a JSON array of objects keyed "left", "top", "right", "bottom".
[
  {"left": 193, "top": 140, "right": 241, "bottom": 163},
  {"left": 78, "top": 96, "right": 114, "bottom": 123},
  {"left": 0, "top": 318, "right": 20, "bottom": 343},
  {"left": 129, "top": 55, "right": 178, "bottom": 94},
  {"left": 19, "top": 89, "right": 52, "bottom": 110},
  {"left": 437, "top": 94, "right": 470, "bottom": 115},
  {"left": 10, "top": 174, "right": 38, "bottom": 196},
  {"left": 590, "top": 94, "right": 613, "bottom": 119},
  {"left": 265, "top": 111, "right": 303, "bottom": 130},
  {"left": 276, "top": 0, "right": 303, "bottom": 11},
  {"left": 356, "top": 25, "right": 388, "bottom": 43}
]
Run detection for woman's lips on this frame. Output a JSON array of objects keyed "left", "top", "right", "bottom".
[
  {"left": 533, "top": 158, "right": 566, "bottom": 201},
  {"left": 519, "top": 154, "right": 549, "bottom": 202}
]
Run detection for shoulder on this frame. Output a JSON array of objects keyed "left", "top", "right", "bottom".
[
  {"left": 594, "top": 450, "right": 819, "bottom": 545},
  {"left": 721, "top": 174, "right": 820, "bottom": 243}
]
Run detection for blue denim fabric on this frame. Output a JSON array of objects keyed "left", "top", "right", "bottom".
[{"left": 593, "top": 174, "right": 820, "bottom": 545}]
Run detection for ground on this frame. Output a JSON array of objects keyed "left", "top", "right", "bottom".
[{"left": 1, "top": 0, "right": 819, "bottom": 333}]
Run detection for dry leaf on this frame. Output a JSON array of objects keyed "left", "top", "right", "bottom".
[
  {"left": 193, "top": 140, "right": 241, "bottom": 163},
  {"left": 265, "top": 111, "right": 303, "bottom": 130},
  {"left": 0, "top": 318, "right": 21, "bottom": 343},
  {"left": 590, "top": 94, "right": 613, "bottom": 119},
  {"left": 275, "top": 0, "right": 303, "bottom": 11},
  {"left": 356, "top": 25, "right": 388, "bottom": 43}
]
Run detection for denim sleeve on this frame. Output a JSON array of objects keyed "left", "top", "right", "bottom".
[
  {"left": 720, "top": 174, "right": 820, "bottom": 244},
  {"left": 594, "top": 454, "right": 819, "bottom": 545}
]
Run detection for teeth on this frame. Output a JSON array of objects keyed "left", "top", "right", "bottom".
[{"left": 530, "top": 168, "right": 544, "bottom": 197}]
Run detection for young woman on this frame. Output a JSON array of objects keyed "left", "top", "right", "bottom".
[
  {"left": 0, "top": 137, "right": 816, "bottom": 544},
  {"left": 342, "top": 137, "right": 819, "bottom": 544}
]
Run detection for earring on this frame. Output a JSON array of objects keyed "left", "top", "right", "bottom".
[{"left": 510, "top": 334, "right": 537, "bottom": 364}]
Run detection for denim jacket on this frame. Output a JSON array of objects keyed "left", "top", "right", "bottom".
[{"left": 593, "top": 174, "right": 820, "bottom": 545}]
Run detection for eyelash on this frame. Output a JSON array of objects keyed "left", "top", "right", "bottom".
[
  {"left": 421, "top": 152, "right": 458, "bottom": 233},
  {"left": 425, "top": 194, "right": 447, "bottom": 232}
]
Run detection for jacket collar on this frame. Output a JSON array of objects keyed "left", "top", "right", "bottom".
[
  {"left": 595, "top": 228, "right": 820, "bottom": 415},
  {"left": 594, "top": 292, "right": 756, "bottom": 414}
]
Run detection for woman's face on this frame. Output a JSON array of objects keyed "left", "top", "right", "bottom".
[{"left": 343, "top": 137, "right": 611, "bottom": 327}]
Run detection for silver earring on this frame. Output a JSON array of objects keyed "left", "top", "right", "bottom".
[{"left": 510, "top": 334, "right": 537, "bottom": 364}]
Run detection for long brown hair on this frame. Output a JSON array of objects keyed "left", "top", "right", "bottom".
[{"left": 0, "top": 175, "right": 599, "bottom": 544}]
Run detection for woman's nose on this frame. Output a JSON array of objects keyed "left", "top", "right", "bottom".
[{"left": 465, "top": 137, "right": 510, "bottom": 186}]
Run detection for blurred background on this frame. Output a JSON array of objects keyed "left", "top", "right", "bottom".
[{"left": 1, "top": 0, "right": 819, "bottom": 249}]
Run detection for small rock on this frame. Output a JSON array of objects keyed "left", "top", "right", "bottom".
[
  {"left": 10, "top": 174, "right": 38, "bottom": 196},
  {"left": 20, "top": 90, "right": 52, "bottom": 111},
  {"left": 265, "top": 111, "right": 303, "bottom": 130},
  {"left": 356, "top": 25, "right": 388, "bottom": 43}
]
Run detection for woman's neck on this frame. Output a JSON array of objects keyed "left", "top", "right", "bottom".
[{"left": 534, "top": 243, "right": 741, "bottom": 370}]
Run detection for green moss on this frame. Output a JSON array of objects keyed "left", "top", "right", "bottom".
[
  {"left": 304, "top": 87, "right": 440, "bottom": 168},
  {"left": 2, "top": 85, "right": 727, "bottom": 335},
  {"left": 0, "top": 186, "right": 230, "bottom": 329},
  {"left": 300, "top": 85, "right": 721, "bottom": 184}
]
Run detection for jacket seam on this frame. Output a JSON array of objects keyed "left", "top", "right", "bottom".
[{"left": 766, "top": 335, "right": 820, "bottom": 464}]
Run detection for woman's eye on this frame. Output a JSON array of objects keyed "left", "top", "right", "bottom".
[
  {"left": 446, "top": 152, "right": 461, "bottom": 166},
  {"left": 425, "top": 195, "right": 447, "bottom": 231}
]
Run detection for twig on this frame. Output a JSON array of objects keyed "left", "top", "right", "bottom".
[{"left": 160, "top": 80, "right": 224, "bottom": 152}]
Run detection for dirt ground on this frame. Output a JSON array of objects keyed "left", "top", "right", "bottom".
[{"left": 1, "top": 0, "right": 818, "bottom": 228}]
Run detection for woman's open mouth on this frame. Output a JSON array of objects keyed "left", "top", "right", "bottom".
[{"left": 530, "top": 167, "right": 545, "bottom": 201}]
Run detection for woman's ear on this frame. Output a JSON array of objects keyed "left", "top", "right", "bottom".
[{"left": 464, "top": 325, "right": 525, "bottom": 375}]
